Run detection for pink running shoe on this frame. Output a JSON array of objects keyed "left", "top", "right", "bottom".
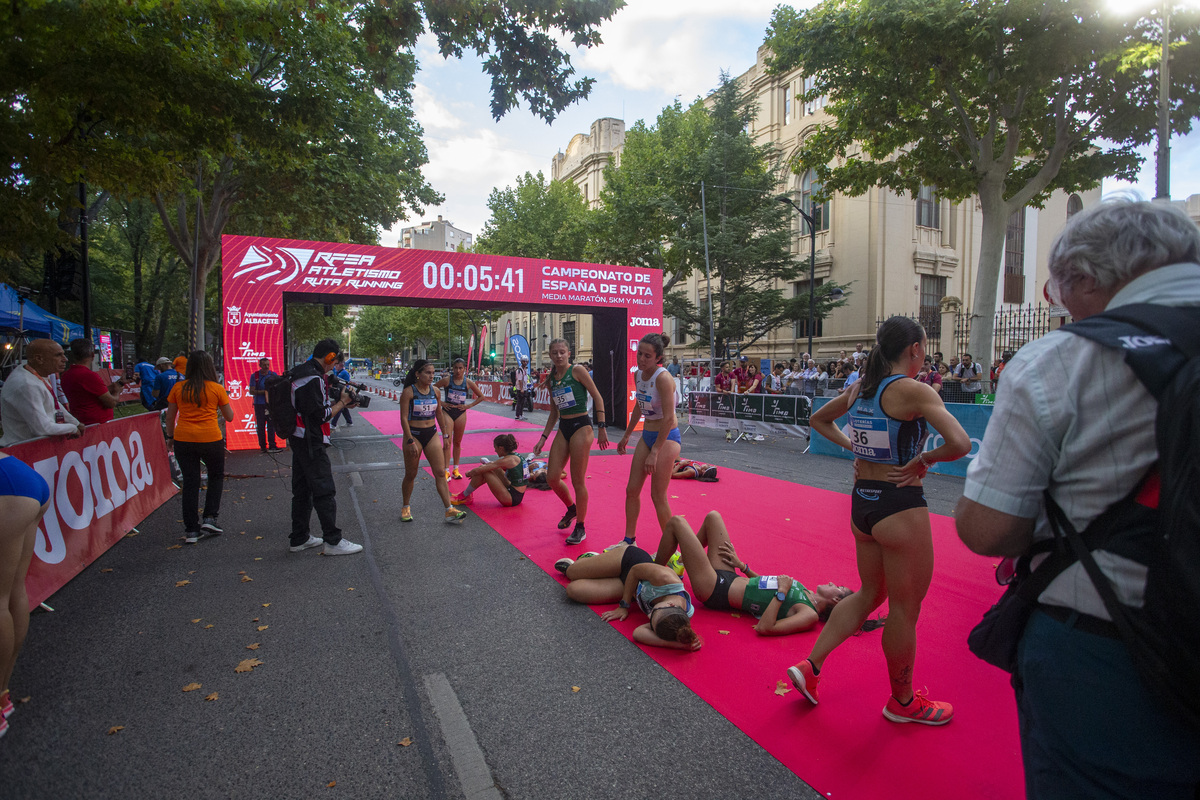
[
  {"left": 883, "top": 690, "right": 954, "bottom": 725},
  {"left": 786, "top": 660, "right": 819, "bottom": 705},
  {"left": 1, "top": 691, "right": 12, "bottom": 719},
  {"left": 450, "top": 491, "right": 474, "bottom": 506}
]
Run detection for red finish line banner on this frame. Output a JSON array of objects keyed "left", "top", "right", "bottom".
[
  {"left": 5, "top": 413, "right": 178, "bottom": 607},
  {"left": 221, "top": 235, "right": 664, "bottom": 451}
]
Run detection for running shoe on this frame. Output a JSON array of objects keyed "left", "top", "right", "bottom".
[
  {"left": 578, "top": 551, "right": 599, "bottom": 560},
  {"left": 882, "top": 691, "right": 953, "bottom": 726},
  {"left": 200, "top": 517, "right": 223, "bottom": 535},
  {"left": 445, "top": 468, "right": 452, "bottom": 481},
  {"left": 1, "top": 691, "right": 13, "bottom": 719},
  {"left": 289, "top": 535, "right": 323, "bottom": 552},
  {"left": 565, "top": 522, "right": 586, "bottom": 545},
  {"left": 323, "top": 539, "right": 364, "bottom": 556},
  {"left": 0, "top": 716, "right": 7, "bottom": 739},
  {"left": 184, "top": 530, "right": 203, "bottom": 545},
  {"left": 554, "top": 557, "right": 574, "bottom": 574},
  {"left": 445, "top": 508, "right": 468, "bottom": 523},
  {"left": 452, "top": 466, "right": 464, "bottom": 480},
  {"left": 668, "top": 552, "right": 685, "bottom": 576},
  {"left": 557, "top": 504, "right": 577, "bottom": 530},
  {"left": 604, "top": 537, "right": 636, "bottom": 552},
  {"left": 450, "top": 491, "right": 474, "bottom": 506},
  {"left": 400, "top": 506, "right": 413, "bottom": 522},
  {"left": 786, "top": 660, "right": 820, "bottom": 705}
]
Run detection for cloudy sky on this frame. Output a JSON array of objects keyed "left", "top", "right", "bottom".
[{"left": 381, "top": 0, "right": 1199, "bottom": 246}]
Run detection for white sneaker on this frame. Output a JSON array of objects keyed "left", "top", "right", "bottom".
[
  {"left": 554, "top": 557, "right": 574, "bottom": 574},
  {"left": 753, "top": 434, "right": 766, "bottom": 441},
  {"left": 289, "top": 535, "right": 323, "bottom": 552},
  {"left": 324, "top": 539, "right": 363, "bottom": 556}
]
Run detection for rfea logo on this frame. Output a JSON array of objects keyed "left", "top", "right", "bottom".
[{"left": 232, "top": 245, "right": 316, "bottom": 286}]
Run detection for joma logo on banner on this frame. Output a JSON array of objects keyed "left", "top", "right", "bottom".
[{"left": 29, "top": 430, "right": 157, "bottom": 564}]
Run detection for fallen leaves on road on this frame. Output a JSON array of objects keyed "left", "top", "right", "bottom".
[
  {"left": 107, "top": 725, "right": 125, "bottom": 735},
  {"left": 204, "top": 624, "right": 214, "bottom": 630},
  {"left": 255, "top": 536, "right": 263, "bottom": 540},
  {"left": 571, "top": 686, "right": 581, "bottom": 693},
  {"left": 18, "top": 696, "right": 30, "bottom": 704},
  {"left": 398, "top": 738, "right": 413, "bottom": 747},
  {"left": 235, "top": 658, "right": 264, "bottom": 674},
  {"left": 191, "top": 618, "right": 201, "bottom": 623},
  {"left": 775, "top": 680, "right": 792, "bottom": 697},
  {"left": 730, "top": 613, "right": 741, "bottom": 619},
  {"left": 175, "top": 580, "right": 191, "bottom": 588},
  {"left": 205, "top": 692, "right": 218, "bottom": 702},
  {"left": 245, "top": 643, "right": 260, "bottom": 650},
  {"left": 182, "top": 683, "right": 202, "bottom": 692},
  {"left": 257, "top": 625, "right": 269, "bottom": 631},
  {"left": 167, "top": 545, "right": 182, "bottom": 550},
  {"left": 241, "top": 576, "right": 253, "bottom": 583},
  {"left": 100, "top": 568, "right": 113, "bottom": 573},
  {"left": 261, "top": 603, "right": 270, "bottom": 607},
  {"left": 327, "top": 781, "right": 336, "bottom": 788},
  {"left": 347, "top": 587, "right": 354, "bottom": 591},
  {"left": 719, "top": 630, "right": 730, "bottom": 635}
]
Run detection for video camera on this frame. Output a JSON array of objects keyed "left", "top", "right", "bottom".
[{"left": 329, "top": 375, "right": 372, "bottom": 408}]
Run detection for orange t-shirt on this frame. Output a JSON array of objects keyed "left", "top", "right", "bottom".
[{"left": 168, "top": 380, "right": 231, "bottom": 442}]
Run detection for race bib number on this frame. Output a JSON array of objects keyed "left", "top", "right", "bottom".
[
  {"left": 447, "top": 389, "right": 467, "bottom": 405},
  {"left": 552, "top": 386, "right": 576, "bottom": 410},
  {"left": 757, "top": 576, "right": 779, "bottom": 591},
  {"left": 412, "top": 397, "right": 437, "bottom": 418},
  {"left": 849, "top": 417, "right": 890, "bottom": 460},
  {"left": 637, "top": 391, "right": 654, "bottom": 413}
]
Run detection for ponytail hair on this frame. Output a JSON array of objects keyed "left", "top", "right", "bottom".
[
  {"left": 493, "top": 433, "right": 518, "bottom": 454},
  {"left": 403, "top": 359, "right": 430, "bottom": 389},
  {"left": 858, "top": 317, "right": 925, "bottom": 399},
  {"left": 638, "top": 333, "right": 669, "bottom": 364}
]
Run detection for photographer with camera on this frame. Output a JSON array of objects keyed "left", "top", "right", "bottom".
[{"left": 288, "top": 339, "right": 363, "bottom": 556}]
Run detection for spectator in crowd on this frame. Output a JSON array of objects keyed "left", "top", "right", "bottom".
[
  {"left": 767, "top": 362, "right": 786, "bottom": 393},
  {"left": 247, "top": 357, "right": 283, "bottom": 452},
  {"left": 0, "top": 450, "right": 51, "bottom": 740},
  {"left": 331, "top": 357, "right": 353, "bottom": 429},
  {"left": 947, "top": 355, "right": 960, "bottom": 375},
  {"left": 955, "top": 353, "right": 983, "bottom": 399},
  {"left": 918, "top": 360, "right": 942, "bottom": 394},
  {"left": 0, "top": 339, "right": 84, "bottom": 445},
  {"left": 931, "top": 351, "right": 944, "bottom": 370},
  {"left": 152, "top": 356, "right": 183, "bottom": 410},
  {"left": 819, "top": 361, "right": 836, "bottom": 394},
  {"left": 801, "top": 359, "right": 820, "bottom": 398},
  {"left": 165, "top": 350, "right": 233, "bottom": 544},
  {"left": 714, "top": 361, "right": 736, "bottom": 394},
  {"left": 741, "top": 361, "right": 763, "bottom": 393},
  {"left": 61, "top": 338, "right": 122, "bottom": 426},
  {"left": 838, "top": 349, "right": 849, "bottom": 365},
  {"left": 667, "top": 356, "right": 681, "bottom": 378},
  {"left": 955, "top": 199, "right": 1200, "bottom": 798},
  {"left": 842, "top": 362, "right": 861, "bottom": 392},
  {"left": 851, "top": 342, "right": 866, "bottom": 366},
  {"left": 135, "top": 358, "right": 158, "bottom": 411}
]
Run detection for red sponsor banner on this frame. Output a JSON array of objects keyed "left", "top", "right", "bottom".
[
  {"left": 476, "top": 381, "right": 551, "bottom": 411},
  {"left": 221, "top": 235, "right": 663, "bottom": 450},
  {"left": 6, "top": 413, "right": 178, "bottom": 607}
]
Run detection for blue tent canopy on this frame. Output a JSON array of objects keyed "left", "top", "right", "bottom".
[{"left": 0, "top": 283, "right": 86, "bottom": 344}]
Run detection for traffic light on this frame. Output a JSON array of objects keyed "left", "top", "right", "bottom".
[{"left": 387, "top": 332, "right": 392, "bottom": 341}]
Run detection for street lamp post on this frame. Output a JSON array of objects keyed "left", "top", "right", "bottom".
[{"left": 777, "top": 195, "right": 820, "bottom": 360}]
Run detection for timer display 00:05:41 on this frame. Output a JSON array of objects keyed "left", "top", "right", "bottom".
[{"left": 423, "top": 261, "right": 525, "bottom": 293}]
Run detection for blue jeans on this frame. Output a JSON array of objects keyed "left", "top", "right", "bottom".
[{"left": 1017, "top": 609, "right": 1200, "bottom": 799}]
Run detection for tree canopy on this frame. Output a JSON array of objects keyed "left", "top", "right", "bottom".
[
  {"left": 474, "top": 171, "right": 590, "bottom": 261},
  {"left": 766, "top": 0, "right": 1200, "bottom": 359}
]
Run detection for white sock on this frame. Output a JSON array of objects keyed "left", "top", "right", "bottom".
[{"left": 461, "top": 484, "right": 476, "bottom": 497}]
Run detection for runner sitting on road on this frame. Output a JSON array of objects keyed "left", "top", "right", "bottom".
[
  {"left": 654, "top": 512, "right": 862, "bottom": 636},
  {"left": 451, "top": 434, "right": 527, "bottom": 508},
  {"left": 554, "top": 545, "right": 700, "bottom": 651}
]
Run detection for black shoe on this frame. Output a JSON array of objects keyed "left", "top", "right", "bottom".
[
  {"left": 200, "top": 517, "right": 223, "bottom": 535},
  {"left": 557, "top": 504, "right": 577, "bottom": 530},
  {"left": 566, "top": 522, "right": 586, "bottom": 546}
]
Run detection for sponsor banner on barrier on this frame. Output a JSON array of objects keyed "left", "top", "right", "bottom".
[
  {"left": 5, "top": 413, "right": 178, "bottom": 606},
  {"left": 477, "top": 381, "right": 553, "bottom": 412},
  {"left": 808, "top": 397, "right": 991, "bottom": 478},
  {"left": 687, "top": 391, "right": 811, "bottom": 437}
]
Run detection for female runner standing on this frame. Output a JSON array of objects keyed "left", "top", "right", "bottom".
[
  {"left": 399, "top": 359, "right": 467, "bottom": 524},
  {"left": 435, "top": 358, "right": 485, "bottom": 481},
  {"left": 533, "top": 338, "right": 609, "bottom": 546},
  {"left": 787, "top": 317, "right": 970, "bottom": 725},
  {"left": 616, "top": 333, "right": 680, "bottom": 549}
]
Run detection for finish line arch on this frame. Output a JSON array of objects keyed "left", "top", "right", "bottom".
[{"left": 220, "top": 235, "right": 663, "bottom": 451}]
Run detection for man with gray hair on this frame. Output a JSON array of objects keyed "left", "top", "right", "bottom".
[{"left": 956, "top": 199, "right": 1200, "bottom": 798}]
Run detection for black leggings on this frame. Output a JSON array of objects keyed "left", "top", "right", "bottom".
[
  {"left": 174, "top": 439, "right": 225, "bottom": 532},
  {"left": 409, "top": 426, "right": 437, "bottom": 448},
  {"left": 559, "top": 414, "right": 592, "bottom": 443}
]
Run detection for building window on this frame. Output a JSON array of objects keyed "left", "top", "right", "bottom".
[
  {"left": 802, "top": 75, "right": 827, "bottom": 115},
  {"left": 783, "top": 87, "right": 792, "bottom": 126},
  {"left": 916, "top": 186, "right": 940, "bottom": 229},
  {"left": 1067, "top": 193, "right": 1083, "bottom": 221},
  {"left": 800, "top": 170, "right": 830, "bottom": 233},
  {"left": 673, "top": 316, "right": 687, "bottom": 345},
  {"left": 562, "top": 320, "right": 576, "bottom": 355},
  {"left": 919, "top": 275, "right": 946, "bottom": 337},
  {"left": 793, "top": 280, "right": 825, "bottom": 339},
  {"left": 1004, "top": 207, "right": 1026, "bottom": 304}
]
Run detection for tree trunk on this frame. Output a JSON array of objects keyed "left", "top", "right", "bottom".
[{"left": 967, "top": 186, "right": 1013, "bottom": 365}]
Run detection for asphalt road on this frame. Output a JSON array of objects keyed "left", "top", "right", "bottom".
[{"left": 1, "top": 380, "right": 966, "bottom": 799}]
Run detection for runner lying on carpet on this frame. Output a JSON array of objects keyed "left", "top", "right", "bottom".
[
  {"left": 399, "top": 359, "right": 468, "bottom": 524},
  {"left": 671, "top": 458, "right": 717, "bottom": 481},
  {"left": 655, "top": 512, "right": 857, "bottom": 636},
  {"left": 555, "top": 545, "right": 701, "bottom": 651},
  {"left": 450, "top": 434, "right": 527, "bottom": 508},
  {"left": 526, "top": 460, "right": 567, "bottom": 490}
]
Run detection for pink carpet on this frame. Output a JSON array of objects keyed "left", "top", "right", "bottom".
[{"left": 360, "top": 409, "right": 1022, "bottom": 800}]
